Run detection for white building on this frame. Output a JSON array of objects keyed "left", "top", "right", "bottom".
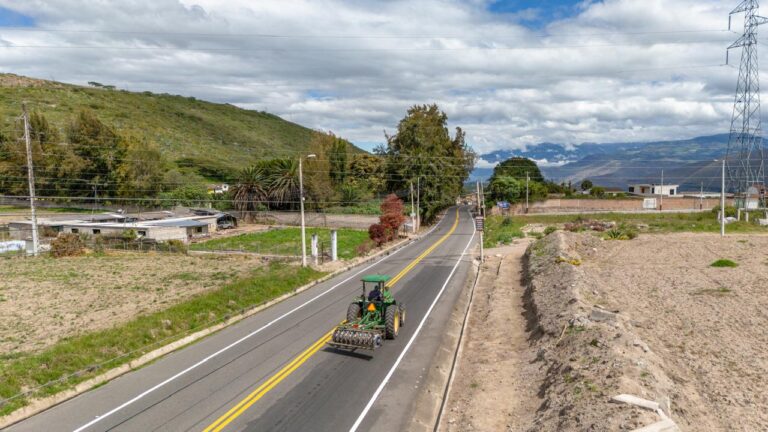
[{"left": 628, "top": 184, "right": 679, "bottom": 197}]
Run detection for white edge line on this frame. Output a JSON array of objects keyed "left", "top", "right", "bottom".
[
  {"left": 349, "top": 209, "right": 476, "bottom": 432},
  {"left": 72, "top": 221, "right": 444, "bottom": 432}
]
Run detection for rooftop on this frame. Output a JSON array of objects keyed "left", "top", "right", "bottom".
[{"left": 361, "top": 274, "right": 391, "bottom": 283}]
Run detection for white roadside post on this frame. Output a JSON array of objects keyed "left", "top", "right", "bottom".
[
  {"left": 331, "top": 230, "right": 338, "bottom": 261},
  {"left": 311, "top": 233, "right": 318, "bottom": 265},
  {"left": 299, "top": 153, "right": 316, "bottom": 267}
]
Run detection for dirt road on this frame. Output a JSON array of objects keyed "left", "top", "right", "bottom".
[{"left": 440, "top": 240, "right": 539, "bottom": 432}]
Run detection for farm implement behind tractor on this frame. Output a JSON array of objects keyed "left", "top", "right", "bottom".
[{"left": 327, "top": 274, "right": 405, "bottom": 351}]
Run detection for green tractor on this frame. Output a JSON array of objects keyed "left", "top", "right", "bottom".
[{"left": 328, "top": 274, "right": 406, "bottom": 350}]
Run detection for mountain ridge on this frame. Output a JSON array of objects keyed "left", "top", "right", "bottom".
[
  {"left": 0, "top": 73, "right": 362, "bottom": 182},
  {"left": 474, "top": 134, "right": 734, "bottom": 191}
]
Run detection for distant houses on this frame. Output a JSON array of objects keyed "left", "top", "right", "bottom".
[
  {"left": 628, "top": 183, "right": 679, "bottom": 197},
  {"left": 8, "top": 208, "right": 237, "bottom": 244},
  {"left": 208, "top": 184, "right": 230, "bottom": 195}
]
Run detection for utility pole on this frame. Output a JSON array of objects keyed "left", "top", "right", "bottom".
[
  {"left": 410, "top": 181, "right": 416, "bottom": 233},
  {"left": 22, "top": 103, "right": 39, "bottom": 256},
  {"left": 298, "top": 154, "right": 316, "bottom": 267},
  {"left": 660, "top": 169, "right": 664, "bottom": 211},
  {"left": 476, "top": 181, "right": 481, "bottom": 215},
  {"left": 721, "top": 159, "right": 727, "bottom": 237},
  {"left": 480, "top": 180, "right": 486, "bottom": 218},
  {"left": 416, "top": 177, "right": 420, "bottom": 231},
  {"left": 525, "top": 171, "right": 530, "bottom": 213}
]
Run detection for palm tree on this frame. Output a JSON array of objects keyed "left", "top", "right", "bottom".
[
  {"left": 264, "top": 159, "right": 299, "bottom": 209},
  {"left": 233, "top": 165, "right": 268, "bottom": 215}
]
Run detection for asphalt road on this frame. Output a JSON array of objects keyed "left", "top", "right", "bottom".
[{"left": 7, "top": 206, "right": 477, "bottom": 432}]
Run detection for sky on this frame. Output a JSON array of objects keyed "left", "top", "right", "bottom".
[{"left": 0, "top": 0, "right": 744, "bottom": 159}]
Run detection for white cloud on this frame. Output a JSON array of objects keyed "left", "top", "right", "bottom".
[{"left": 0, "top": 0, "right": 744, "bottom": 155}]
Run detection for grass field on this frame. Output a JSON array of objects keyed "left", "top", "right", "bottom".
[
  {"left": 190, "top": 227, "right": 370, "bottom": 260},
  {"left": 484, "top": 211, "right": 768, "bottom": 248},
  {"left": 0, "top": 261, "right": 324, "bottom": 416}
]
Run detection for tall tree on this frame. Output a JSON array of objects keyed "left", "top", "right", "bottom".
[
  {"left": 115, "top": 135, "right": 166, "bottom": 198},
  {"left": 490, "top": 157, "right": 543, "bottom": 183},
  {"left": 382, "top": 104, "right": 475, "bottom": 222},
  {"left": 67, "top": 110, "right": 126, "bottom": 194},
  {"left": 328, "top": 135, "right": 349, "bottom": 185},
  {"left": 349, "top": 153, "right": 385, "bottom": 193}
]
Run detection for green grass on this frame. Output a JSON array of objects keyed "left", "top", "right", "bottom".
[
  {"left": 323, "top": 200, "right": 382, "bottom": 215},
  {"left": 190, "top": 227, "right": 369, "bottom": 260},
  {"left": 483, "top": 216, "right": 525, "bottom": 248},
  {"left": 711, "top": 259, "right": 739, "bottom": 268},
  {"left": 0, "top": 262, "right": 324, "bottom": 416},
  {"left": 517, "top": 212, "right": 768, "bottom": 234}
]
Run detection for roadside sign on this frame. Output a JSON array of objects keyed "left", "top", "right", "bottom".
[
  {"left": 475, "top": 216, "right": 484, "bottom": 231},
  {"left": 643, "top": 198, "right": 657, "bottom": 210}
]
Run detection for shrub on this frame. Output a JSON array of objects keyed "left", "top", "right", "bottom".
[
  {"left": 165, "top": 239, "right": 188, "bottom": 254},
  {"left": 712, "top": 205, "right": 737, "bottom": 218},
  {"left": 497, "top": 232, "right": 515, "bottom": 244},
  {"left": 605, "top": 229, "right": 625, "bottom": 240},
  {"left": 92, "top": 234, "right": 105, "bottom": 253},
  {"left": 501, "top": 216, "right": 515, "bottom": 227},
  {"left": 356, "top": 239, "right": 376, "bottom": 256},
  {"left": 544, "top": 226, "right": 557, "bottom": 235},
  {"left": 121, "top": 229, "right": 137, "bottom": 241},
  {"left": 368, "top": 223, "right": 387, "bottom": 246},
  {"left": 50, "top": 233, "right": 86, "bottom": 257},
  {"left": 339, "top": 184, "right": 364, "bottom": 207},
  {"left": 711, "top": 259, "right": 738, "bottom": 268}
]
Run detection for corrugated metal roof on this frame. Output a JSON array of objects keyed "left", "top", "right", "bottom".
[{"left": 145, "top": 219, "right": 208, "bottom": 228}]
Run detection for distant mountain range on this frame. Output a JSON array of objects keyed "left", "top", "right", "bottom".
[{"left": 474, "top": 134, "right": 733, "bottom": 192}]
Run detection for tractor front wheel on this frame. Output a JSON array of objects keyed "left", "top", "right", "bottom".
[
  {"left": 385, "top": 305, "right": 400, "bottom": 339},
  {"left": 346, "top": 303, "right": 362, "bottom": 322},
  {"left": 399, "top": 305, "right": 406, "bottom": 327}
]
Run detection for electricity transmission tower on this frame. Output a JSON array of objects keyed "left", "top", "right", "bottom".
[{"left": 726, "top": 0, "right": 768, "bottom": 202}]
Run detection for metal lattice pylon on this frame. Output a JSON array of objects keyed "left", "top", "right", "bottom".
[{"left": 726, "top": 0, "right": 768, "bottom": 200}]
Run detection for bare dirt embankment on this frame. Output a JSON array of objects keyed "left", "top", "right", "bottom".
[
  {"left": 443, "top": 231, "right": 768, "bottom": 431},
  {"left": 441, "top": 241, "right": 539, "bottom": 432}
]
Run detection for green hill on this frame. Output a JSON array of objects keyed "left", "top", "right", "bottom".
[{"left": 0, "top": 73, "right": 356, "bottom": 182}]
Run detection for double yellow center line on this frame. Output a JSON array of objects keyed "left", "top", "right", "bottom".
[{"left": 203, "top": 209, "right": 460, "bottom": 432}]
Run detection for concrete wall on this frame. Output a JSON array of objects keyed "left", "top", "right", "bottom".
[
  {"left": 497, "top": 197, "right": 735, "bottom": 215},
  {"left": 241, "top": 211, "right": 379, "bottom": 230}
]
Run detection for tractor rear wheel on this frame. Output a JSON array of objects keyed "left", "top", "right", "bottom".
[
  {"left": 385, "top": 305, "right": 400, "bottom": 339},
  {"left": 346, "top": 303, "right": 361, "bottom": 322}
]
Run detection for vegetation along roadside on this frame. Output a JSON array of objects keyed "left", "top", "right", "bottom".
[{"left": 0, "top": 263, "right": 324, "bottom": 417}]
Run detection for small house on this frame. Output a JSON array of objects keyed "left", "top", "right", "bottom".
[{"left": 628, "top": 184, "right": 679, "bottom": 197}]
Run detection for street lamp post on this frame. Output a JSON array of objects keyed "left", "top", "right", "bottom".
[{"left": 299, "top": 154, "right": 316, "bottom": 267}]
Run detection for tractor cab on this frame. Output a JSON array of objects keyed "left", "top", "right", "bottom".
[
  {"left": 327, "top": 274, "right": 406, "bottom": 351},
  {"left": 360, "top": 274, "right": 393, "bottom": 304}
]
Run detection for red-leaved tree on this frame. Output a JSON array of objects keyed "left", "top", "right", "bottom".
[
  {"left": 369, "top": 194, "right": 406, "bottom": 244},
  {"left": 368, "top": 223, "right": 387, "bottom": 246}
]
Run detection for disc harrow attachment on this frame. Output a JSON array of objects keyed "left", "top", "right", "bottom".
[{"left": 328, "top": 327, "right": 383, "bottom": 350}]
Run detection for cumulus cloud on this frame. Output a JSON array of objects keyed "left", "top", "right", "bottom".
[{"left": 0, "top": 0, "right": 743, "bottom": 154}]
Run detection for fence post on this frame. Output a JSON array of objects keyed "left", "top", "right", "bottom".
[
  {"left": 311, "top": 234, "right": 318, "bottom": 265},
  {"left": 331, "top": 230, "right": 338, "bottom": 261}
]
